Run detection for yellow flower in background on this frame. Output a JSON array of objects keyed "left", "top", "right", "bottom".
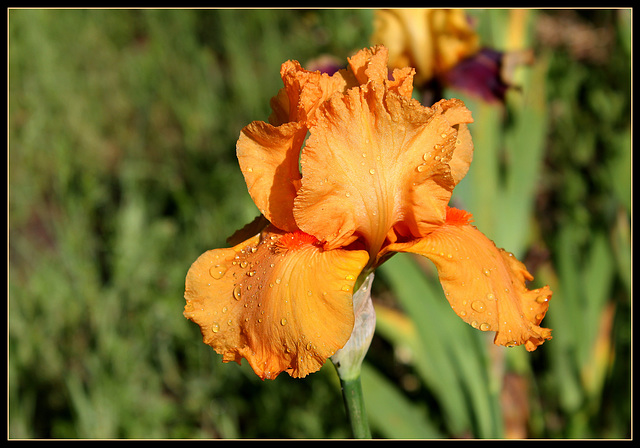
[
  {"left": 372, "top": 9, "right": 534, "bottom": 103},
  {"left": 184, "top": 46, "right": 552, "bottom": 381},
  {"left": 372, "top": 9, "right": 480, "bottom": 86}
]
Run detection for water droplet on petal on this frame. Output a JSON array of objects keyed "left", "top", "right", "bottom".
[
  {"left": 280, "top": 318, "right": 287, "bottom": 326},
  {"left": 369, "top": 168, "right": 375, "bottom": 175},
  {"left": 471, "top": 301, "right": 486, "bottom": 313},
  {"left": 483, "top": 268, "right": 491, "bottom": 276},
  {"left": 480, "top": 322, "right": 491, "bottom": 331},
  {"left": 233, "top": 285, "right": 242, "bottom": 301},
  {"left": 209, "top": 265, "right": 227, "bottom": 279},
  {"left": 211, "top": 322, "right": 220, "bottom": 333}
]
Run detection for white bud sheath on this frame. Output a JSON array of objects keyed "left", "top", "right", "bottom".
[{"left": 331, "top": 273, "right": 376, "bottom": 381}]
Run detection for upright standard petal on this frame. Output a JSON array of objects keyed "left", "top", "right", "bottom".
[
  {"left": 385, "top": 207, "right": 552, "bottom": 351},
  {"left": 236, "top": 121, "right": 306, "bottom": 232},
  {"left": 294, "top": 82, "right": 472, "bottom": 257},
  {"left": 184, "top": 225, "right": 369, "bottom": 379},
  {"left": 347, "top": 45, "right": 415, "bottom": 99},
  {"left": 268, "top": 59, "right": 356, "bottom": 126}
]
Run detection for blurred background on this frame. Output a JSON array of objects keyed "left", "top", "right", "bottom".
[{"left": 8, "top": 9, "right": 631, "bottom": 439}]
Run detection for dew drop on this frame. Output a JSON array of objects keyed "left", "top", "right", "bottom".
[
  {"left": 505, "top": 340, "right": 517, "bottom": 348},
  {"left": 369, "top": 168, "right": 375, "bottom": 175},
  {"left": 281, "top": 318, "right": 287, "bottom": 326},
  {"left": 227, "top": 319, "right": 233, "bottom": 326},
  {"left": 536, "top": 295, "right": 549, "bottom": 304},
  {"left": 483, "top": 268, "right": 491, "bottom": 276},
  {"left": 416, "top": 164, "right": 426, "bottom": 173},
  {"left": 233, "top": 285, "right": 242, "bottom": 301},
  {"left": 487, "top": 293, "right": 495, "bottom": 301},
  {"left": 341, "top": 285, "right": 350, "bottom": 292},
  {"left": 209, "top": 264, "right": 227, "bottom": 279},
  {"left": 211, "top": 322, "right": 220, "bottom": 333},
  {"left": 345, "top": 274, "right": 356, "bottom": 281},
  {"left": 479, "top": 322, "right": 491, "bottom": 331},
  {"left": 222, "top": 306, "right": 228, "bottom": 314},
  {"left": 471, "top": 320, "right": 479, "bottom": 329},
  {"left": 240, "top": 261, "right": 248, "bottom": 268},
  {"left": 471, "top": 301, "right": 486, "bottom": 313}
]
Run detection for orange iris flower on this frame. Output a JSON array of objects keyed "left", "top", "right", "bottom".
[{"left": 184, "top": 46, "right": 552, "bottom": 380}]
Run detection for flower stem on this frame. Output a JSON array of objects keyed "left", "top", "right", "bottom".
[{"left": 339, "top": 374, "right": 371, "bottom": 439}]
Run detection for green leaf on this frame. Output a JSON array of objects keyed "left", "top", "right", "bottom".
[{"left": 361, "top": 362, "right": 442, "bottom": 439}]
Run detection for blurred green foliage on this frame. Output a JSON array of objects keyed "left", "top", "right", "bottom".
[{"left": 9, "top": 8, "right": 631, "bottom": 439}]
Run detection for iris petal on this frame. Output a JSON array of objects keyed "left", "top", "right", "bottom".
[
  {"left": 269, "top": 59, "right": 356, "bottom": 126},
  {"left": 384, "top": 207, "right": 552, "bottom": 351},
  {"left": 294, "top": 82, "right": 473, "bottom": 256},
  {"left": 236, "top": 121, "right": 305, "bottom": 232},
  {"left": 184, "top": 225, "right": 369, "bottom": 379}
]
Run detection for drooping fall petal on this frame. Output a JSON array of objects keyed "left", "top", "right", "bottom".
[
  {"left": 294, "top": 81, "right": 473, "bottom": 256},
  {"left": 184, "top": 225, "right": 369, "bottom": 379},
  {"left": 384, "top": 207, "right": 552, "bottom": 351}
]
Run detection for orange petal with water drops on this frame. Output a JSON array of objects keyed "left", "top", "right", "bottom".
[
  {"left": 268, "top": 59, "right": 356, "bottom": 126},
  {"left": 294, "top": 82, "right": 472, "bottom": 256},
  {"left": 384, "top": 207, "right": 552, "bottom": 351},
  {"left": 434, "top": 98, "right": 474, "bottom": 185},
  {"left": 236, "top": 121, "right": 306, "bottom": 232},
  {"left": 347, "top": 45, "right": 415, "bottom": 99},
  {"left": 184, "top": 225, "right": 369, "bottom": 379}
]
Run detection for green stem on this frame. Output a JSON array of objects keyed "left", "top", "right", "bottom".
[{"left": 339, "top": 375, "right": 371, "bottom": 439}]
